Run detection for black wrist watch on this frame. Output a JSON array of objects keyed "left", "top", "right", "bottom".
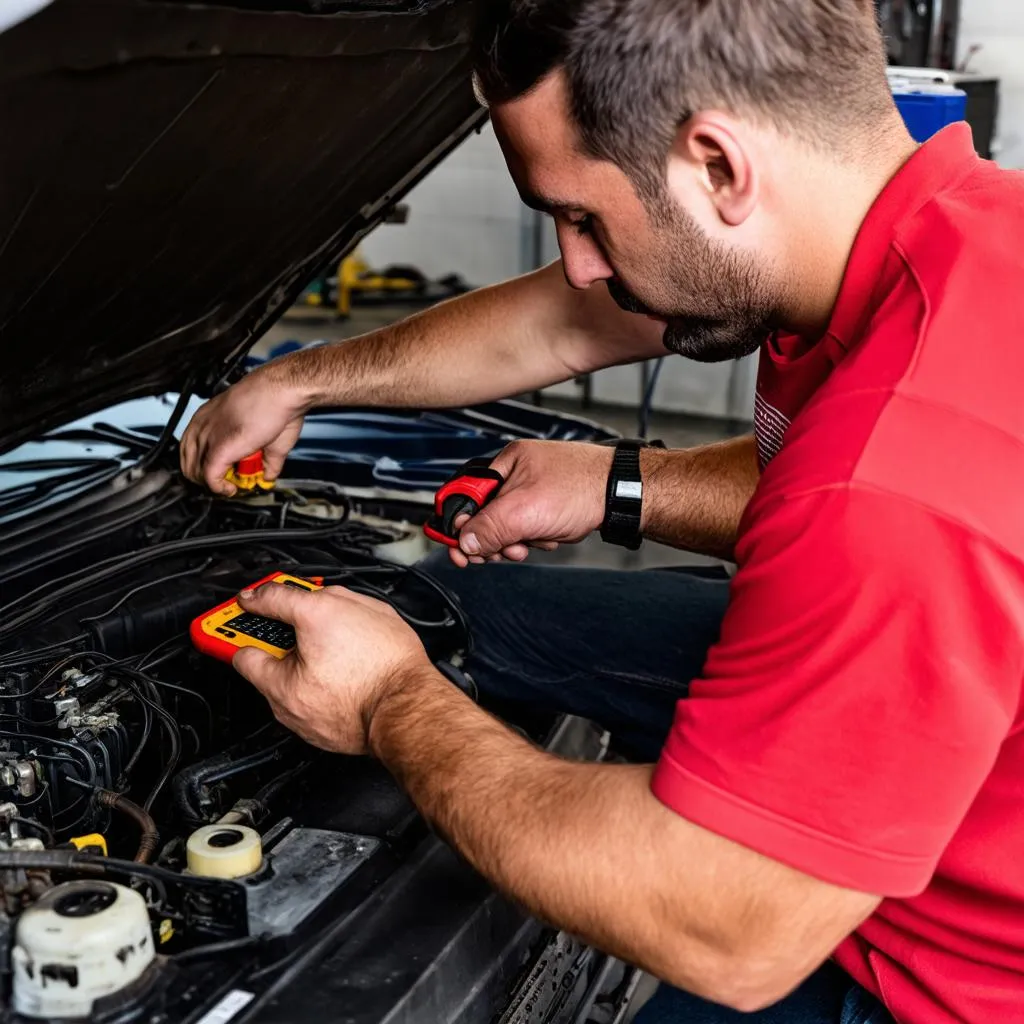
[{"left": 598, "top": 438, "right": 664, "bottom": 550}]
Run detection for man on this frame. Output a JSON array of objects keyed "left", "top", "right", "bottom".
[{"left": 180, "top": 1, "right": 1024, "bottom": 1021}]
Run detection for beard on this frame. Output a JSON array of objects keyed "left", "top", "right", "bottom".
[{"left": 605, "top": 205, "right": 779, "bottom": 363}]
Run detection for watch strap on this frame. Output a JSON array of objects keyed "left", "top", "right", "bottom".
[{"left": 600, "top": 440, "right": 645, "bottom": 550}]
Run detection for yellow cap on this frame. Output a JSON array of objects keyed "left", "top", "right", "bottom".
[{"left": 69, "top": 833, "right": 108, "bottom": 855}]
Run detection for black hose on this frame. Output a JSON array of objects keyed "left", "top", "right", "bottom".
[
  {"left": 0, "top": 519, "right": 351, "bottom": 641},
  {"left": 9, "top": 816, "right": 55, "bottom": 848},
  {"left": 136, "top": 382, "right": 195, "bottom": 472},
  {"left": 172, "top": 738, "right": 293, "bottom": 827},
  {"left": 95, "top": 790, "right": 159, "bottom": 864},
  {"left": 172, "top": 935, "right": 266, "bottom": 962}
]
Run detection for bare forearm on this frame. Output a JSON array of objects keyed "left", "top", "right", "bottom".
[
  {"left": 641, "top": 436, "right": 760, "bottom": 559},
  {"left": 368, "top": 665, "right": 866, "bottom": 1009},
  {"left": 369, "top": 668, "right": 735, "bottom": 998},
  {"left": 266, "top": 262, "right": 666, "bottom": 410}
]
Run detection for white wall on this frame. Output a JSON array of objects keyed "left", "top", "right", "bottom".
[
  {"left": 360, "top": 123, "right": 528, "bottom": 287},
  {"left": 959, "top": 0, "right": 1024, "bottom": 167}
]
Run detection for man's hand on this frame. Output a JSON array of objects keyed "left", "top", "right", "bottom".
[
  {"left": 450, "top": 440, "right": 613, "bottom": 567},
  {"left": 180, "top": 362, "right": 310, "bottom": 497},
  {"left": 230, "top": 583, "right": 432, "bottom": 755}
]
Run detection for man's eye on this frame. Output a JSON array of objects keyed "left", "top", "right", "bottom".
[{"left": 571, "top": 214, "right": 594, "bottom": 237}]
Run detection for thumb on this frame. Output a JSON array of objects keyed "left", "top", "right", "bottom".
[
  {"left": 232, "top": 645, "right": 287, "bottom": 693},
  {"left": 263, "top": 417, "right": 302, "bottom": 482},
  {"left": 459, "top": 494, "right": 526, "bottom": 558},
  {"left": 238, "top": 581, "right": 306, "bottom": 624}
]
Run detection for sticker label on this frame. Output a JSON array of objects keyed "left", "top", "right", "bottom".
[{"left": 195, "top": 989, "right": 255, "bottom": 1024}]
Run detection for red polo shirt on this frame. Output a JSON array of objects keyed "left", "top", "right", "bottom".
[{"left": 652, "top": 124, "right": 1024, "bottom": 1023}]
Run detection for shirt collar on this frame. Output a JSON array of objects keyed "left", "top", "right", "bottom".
[{"left": 827, "top": 123, "right": 979, "bottom": 349}]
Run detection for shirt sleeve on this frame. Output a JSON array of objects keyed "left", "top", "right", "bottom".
[{"left": 652, "top": 483, "right": 1021, "bottom": 896}]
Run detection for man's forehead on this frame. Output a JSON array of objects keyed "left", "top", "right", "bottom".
[{"left": 491, "top": 74, "right": 607, "bottom": 212}]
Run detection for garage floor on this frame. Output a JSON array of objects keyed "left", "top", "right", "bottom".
[{"left": 262, "top": 305, "right": 749, "bottom": 572}]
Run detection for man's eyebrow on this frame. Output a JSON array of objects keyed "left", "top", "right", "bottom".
[{"left": 519, "top": 189, "right": 585, "bottom": 215}]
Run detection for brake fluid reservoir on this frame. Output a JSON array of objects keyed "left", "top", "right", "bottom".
[
  {"left": 12, "top": 881, "right": 154, "bottom": 1019},
  {"left": 186, "top": 824, "right": 263, "bottom": 878}
]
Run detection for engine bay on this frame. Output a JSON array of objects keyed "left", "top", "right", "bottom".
[{"left": 0, "top": 431, "right": 473, "bottom": 1020}]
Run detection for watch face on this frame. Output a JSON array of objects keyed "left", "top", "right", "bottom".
[{"left": 614, "top": 480, "right": 643, "bottom": 501}]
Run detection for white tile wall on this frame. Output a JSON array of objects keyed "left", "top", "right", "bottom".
[
  {"left": 360, "top": 123, "right": 528, "bottom": 286},
  {"left": 359, "top": 2, "right": 1020, "bottom": 421},
  {"left": 959, "top": 0, "right": 1024, "bottom": 167}
]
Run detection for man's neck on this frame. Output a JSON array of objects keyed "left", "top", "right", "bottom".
[{"left": 782, "top": 130, "right": 919, "bottom": 340}]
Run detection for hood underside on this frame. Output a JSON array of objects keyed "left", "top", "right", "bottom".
[{"left": 0, "top": 0, "right": 487, "bottom": 453}]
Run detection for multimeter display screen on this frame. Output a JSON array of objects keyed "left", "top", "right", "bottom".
[{"left": 218, "top": 613, "right": 296, "bottom": 650}]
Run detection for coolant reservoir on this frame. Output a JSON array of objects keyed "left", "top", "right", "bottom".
[{"left": 12, "top": 881, "right": 155, "bottom": 1019}]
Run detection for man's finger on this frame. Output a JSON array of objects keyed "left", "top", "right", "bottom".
[
  {"left": 232, "top": 645, "right": 287, "bottom": 694},
  {"left": 263, "top": 443, "right": 288, "bottom": 482},
  {"left": 458, "top": 496, "right": 527, "bottom": 558},
  {"left": 238, "top": 580, "right": 311, "bottom": 624},
  {"left": 502, "top": 543, "right": 530, "bottom": 561},
  {"left": 204, "top": 447, "right": 240, "bottom": 496},
  {"left": 447, "top": 547, "right": 470, "bottom": 568}
]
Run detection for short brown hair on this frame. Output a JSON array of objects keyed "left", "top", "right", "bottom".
[{"left": 474, "top": 0, "right": 894, "bottom": 199}]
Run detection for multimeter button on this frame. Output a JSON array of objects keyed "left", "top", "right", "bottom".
[
  {"left": 216, "top": 627, "right": 237, "bottom": 638},
  {"left": 223, "top": 613, "right": 296, "bottom": 650}
]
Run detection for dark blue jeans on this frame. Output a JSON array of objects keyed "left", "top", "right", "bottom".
[{"left": 421, "top": 556, "right": 893, "bottom": 1024}]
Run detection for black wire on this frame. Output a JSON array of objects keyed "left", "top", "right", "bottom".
[
  {"left": 139, "top": 702, "right": 181, "bottom": 813},
  {"left": 79, "top": 560, "right": 212, "bottom": 624},
  {"left": 4, "top": 488, "right": 183, "bottom": 586},
  {"left": 0, "top": 732, "right": 100, "bottom": 786},
  {"left": 0, "top": 634, "right": 89, "bottom": 671},
  {"left": 332, "top": 545, "right": 472, "bottom": 652},
  {"left": 115, "top": 666, "right": 213, "bottom": 748},
  {"left": 137, "top": 634, "right": 189, "bottom": 672},
  {"left": 10, "top": 816, "right": 55, "bottom": 847},
  {"left": 0, "top": 519, "right": 351, "bottom": 641},
  {"left": 0, "top": 651, "right": 108, "bottom": 701},
  {"left": 136, "top": 383, "right": 195, "bottom": 472},
  {"left": 180, "top": 498, "right": 212, "bottom": 540},
  {"left": 13, "top": 779, "right": 50, "bottom": 810},
  {"left": 172, "top": 935, "right": 268, "bottom": 963},
  {"left": 118, "top": 686, "right": 154, "bottom": 782}
]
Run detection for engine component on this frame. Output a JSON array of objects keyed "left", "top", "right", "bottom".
[
  {"left": 95, "top": 790, "right": 159, "bottom": 864},
  {"left": 11, "top": 880, "right": 155, "bottom": 1019},
  {"left": 186, "top": 824, "right": 262, "bottom": 879},
  {"left": 244, "top": 828, "right": 378, "bottom": 937},
  {"left": 0, "top": 760, "right": 36, "bottom": 799}
]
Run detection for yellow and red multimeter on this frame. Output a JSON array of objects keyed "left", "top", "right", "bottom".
[{"left": 190, "top": 571, "right": 322, "bottom": 663}]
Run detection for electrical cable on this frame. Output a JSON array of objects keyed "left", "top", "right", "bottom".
[
  {"left": 9, "top": 816, "right": 55, "bottom": 848},
  {"left": 136, "top": 383, "right": 195, "bottom": 472},
  {"left": 0, "top": 634, "right": 89, "bottom": 671},
  {"left": 118, "top": 689, "right": 153, "bottom": 783},
  {"left": 4, "top": 487, "right": 184, "bottom": 585},
  {"left": 0, "top": 518, "right": 351, "bottom": 641},
  {"left": 132, "top": 687, "right": 182, "bottom": 813},
  {"left": 116, "top": 666, "right": 213, "bottom": 747},
  {"left": 79, "top": 559, "right": 213, "bottom": 625},
  {"left": 171, "top": 935, "right": 268, "bottom": 963},
  {"left": 0, "top": 731, "right": 99, "bottom": 784},
  {"left": 0, "top": 651, "right": 107, "bottom": 700}
]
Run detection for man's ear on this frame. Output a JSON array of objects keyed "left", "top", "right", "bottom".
[{"left": 668, "top": 113, "right": 758, "bottom": 227}]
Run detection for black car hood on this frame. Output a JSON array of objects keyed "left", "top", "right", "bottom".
[{"left": 0, "top": 0, "right": 487, "bottom": 454}]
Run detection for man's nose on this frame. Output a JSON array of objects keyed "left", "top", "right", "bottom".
[{"left": 556, "top": 223, "right": 614, "bottom": 290}]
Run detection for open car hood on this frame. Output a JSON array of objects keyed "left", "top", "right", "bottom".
[{"left": 0, "top": 0, "right": 487, "bottom": 454}]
